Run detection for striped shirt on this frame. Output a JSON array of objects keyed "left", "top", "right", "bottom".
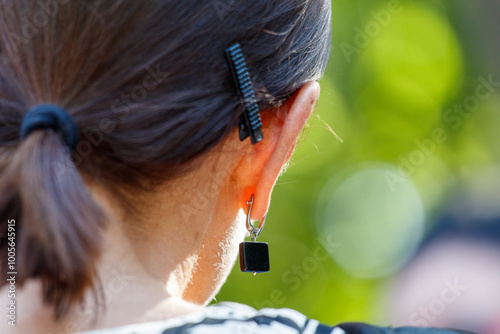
[{"left": 78, "top": 302, "right": 473, "bottom": 334}]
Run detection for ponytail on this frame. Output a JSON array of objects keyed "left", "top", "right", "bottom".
[{"left": 0, "top": 129, "right": 106, "bottom": 318}]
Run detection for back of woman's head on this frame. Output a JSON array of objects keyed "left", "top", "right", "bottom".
[{"left": 0, "top": 0, "right": 331, "bottom": 318}]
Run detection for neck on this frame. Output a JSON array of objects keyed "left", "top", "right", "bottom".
[{"left": 1, "top": 203, "right": 204, "bottom": 334}]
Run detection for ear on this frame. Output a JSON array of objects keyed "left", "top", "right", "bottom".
[{"left": 236, "top": 82, "right": 321, "bottom": 220}]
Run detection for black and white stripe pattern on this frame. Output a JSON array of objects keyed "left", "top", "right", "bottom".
[
  {"left": 78, "top": 302, "right": 472, "bottom": 334},
  {"left": 78, "top": 302, "right": 343, "bottom": 334}
]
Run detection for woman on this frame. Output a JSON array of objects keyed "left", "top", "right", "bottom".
[{"left": 0, "top": 1, "right": 472, "bottom": 333}]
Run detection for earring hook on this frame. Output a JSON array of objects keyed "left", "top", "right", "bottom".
[{"left": 246, "top": 194, "right": 267, "bottom": 242}]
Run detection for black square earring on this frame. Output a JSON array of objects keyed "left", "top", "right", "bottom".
[{"left": 239, "top": 194, "right": 270, "bottom": 275}]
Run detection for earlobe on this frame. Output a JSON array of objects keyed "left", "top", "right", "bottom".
[{"left": 245, "top": 82, "right": 321, "bottom": 220}]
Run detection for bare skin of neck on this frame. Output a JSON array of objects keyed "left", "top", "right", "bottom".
[{"left": 0, "top": 149, "right": 248, "bottom": 333}]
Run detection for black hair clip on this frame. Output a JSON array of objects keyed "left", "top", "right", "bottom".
[{"left": 225, "top": 43, "right": 263, "bottom": 145}]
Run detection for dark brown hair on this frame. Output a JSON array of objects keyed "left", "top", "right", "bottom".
[{"left": 0, "top": 0, "right": 331, "bottom": 318}]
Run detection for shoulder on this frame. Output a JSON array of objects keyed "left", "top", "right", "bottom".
[
  {"left": 77, "top": 303, "right": 475, "bottom": 334},
  {"left": 335, "top": 323, "right": 476, "bottom": 334},
  {"left": 78, "top": 302, "right": 315, "bottom": 334}
]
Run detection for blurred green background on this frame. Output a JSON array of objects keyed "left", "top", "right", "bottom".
[{"left": 216, "top": 0, "right": 500, "bottom": 326}]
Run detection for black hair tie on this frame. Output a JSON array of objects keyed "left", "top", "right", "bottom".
[{"left": 20, "top": 104, "right": 79, "bottom": 151}]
